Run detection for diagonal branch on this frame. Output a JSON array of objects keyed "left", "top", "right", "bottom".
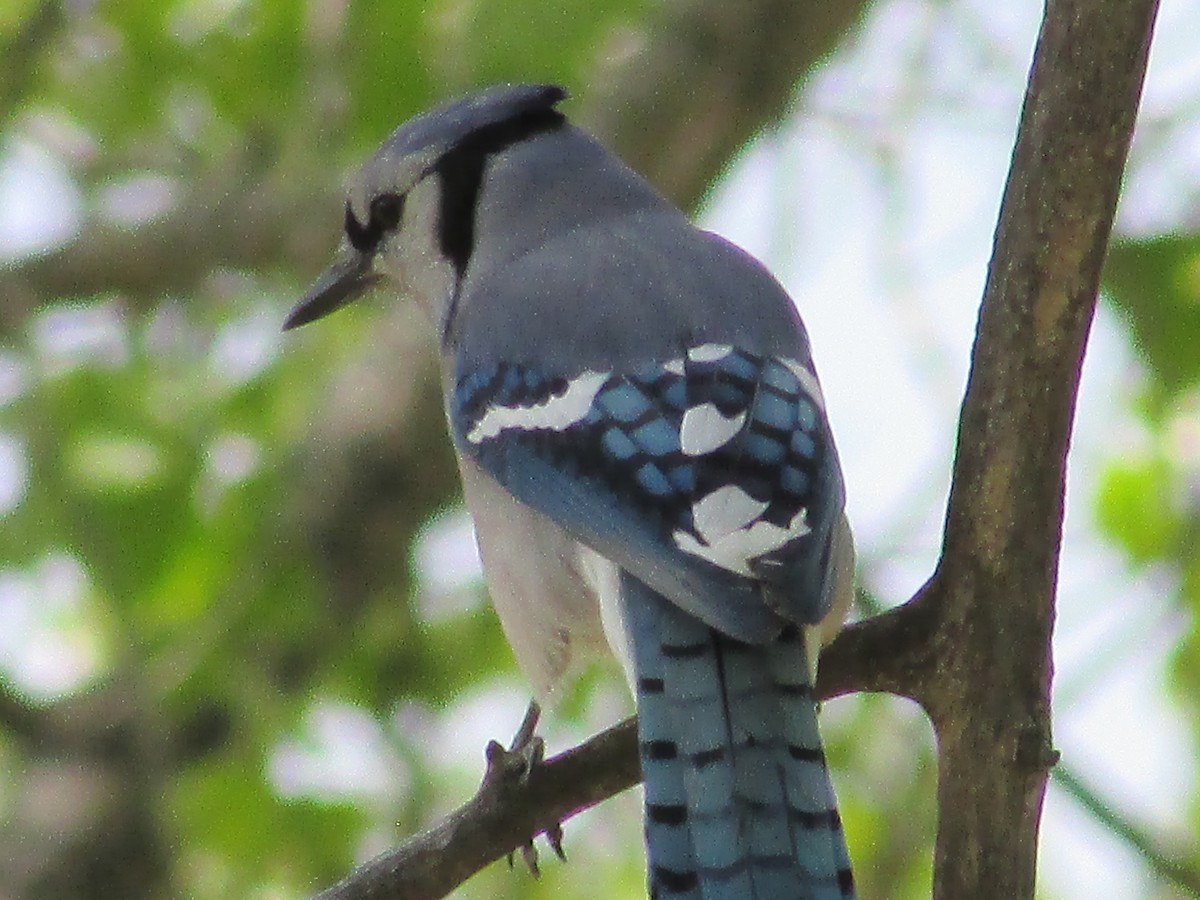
[
  {"left": 312, "top": 719, "right": 640, "bottom": 900},
  {"left": 308, "top": 621, "right": 888, "bottom": 900},
  {"left": 1052, "top": 764, "right": 1200, "bottom": 896}
]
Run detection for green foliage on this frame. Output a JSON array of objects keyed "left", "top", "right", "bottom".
[
  {"left": 17, "top": 0, "right": 653, "bottom": 177},
  {"left": 1104, "top": 236, "right": 1200, "bottom": 404},
  {"left": 0, "top": 289, "right": 525, "bottom": 894},
  {"left": 1096, "top": 455, "right": 1187, "bottom": 565},
  {"left": 1097, "top": 238, "right": 1200, "bottom": 855},
  {"left": 1097, "top": 236, "right": 1200, "bottom": 597}
]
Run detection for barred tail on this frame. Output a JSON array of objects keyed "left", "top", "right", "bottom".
[{"left": 622, "top": 572, "right": 855, "bottom": 900}]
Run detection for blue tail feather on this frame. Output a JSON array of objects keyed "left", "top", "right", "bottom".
[{"left": 622, "top": 572, "right": 855, "bottom": 900}]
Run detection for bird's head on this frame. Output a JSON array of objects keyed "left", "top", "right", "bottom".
[{"left": 284, "top": 84, "right": 568, "bottom": 332}]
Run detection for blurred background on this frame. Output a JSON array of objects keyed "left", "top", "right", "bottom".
[{"left": 1, "top": 0, "right": 1198, "bottom": 897}]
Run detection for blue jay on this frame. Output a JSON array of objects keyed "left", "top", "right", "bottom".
[{"left": 286, "top": 84, "right": 856, "bottom": 900}]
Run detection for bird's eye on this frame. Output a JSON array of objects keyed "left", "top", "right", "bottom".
[
  {"left": 344, "top": 193, "right": 405, "bottom": 253},
  {"left": 370, "top": 193, "right": 405, "bottom": 231}
]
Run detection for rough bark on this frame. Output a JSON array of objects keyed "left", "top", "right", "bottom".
[{"left": 924, "top": 1, "right": 1158, "bottom": 895}]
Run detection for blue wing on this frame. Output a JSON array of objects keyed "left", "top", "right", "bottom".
[{"left": 449, "top": 343, "right": 845, "bottom": 643}]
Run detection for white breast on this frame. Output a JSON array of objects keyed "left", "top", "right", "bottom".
[{"left": 456, "top": 456, "right": 614, "bottom": 702}]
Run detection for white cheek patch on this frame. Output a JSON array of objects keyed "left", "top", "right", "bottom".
[
  {"left": 679, "top": 404, "right": 746, "bottom": 456},
  {"left": 467, "top": 371, "right": 609, "bottom": 444},
  {"left": 673, "top": 485, "right": 811, "bottom": 576}
]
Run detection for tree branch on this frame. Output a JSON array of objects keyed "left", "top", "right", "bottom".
[
  {"left": 312, "top": 719, "right": 640, "bottom": 900},
  {"left": 921, "top": 1, "right": 1159, "bottom": 897},
  {"left": 1052, "top": 764, "right": 1200, "bottom": 896},
  {"left": 309, "top": 611, "right": 895, "bottom": 900},
  {"left": 0, "top": 159, "right": 344, "bottom": 330}
]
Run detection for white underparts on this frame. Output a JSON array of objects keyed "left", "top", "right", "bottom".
[
  {"left": 679, "top": 404, "right": 746, "bottom": 455},
  {"left": 674, "top": 485, "right": 810, "bottom": 576},
  {"left": 576, "top": 545, "right": 635, "bottom": 693},
  {"left": 467, "top": 371, "right": 609, "bottom": 443}
]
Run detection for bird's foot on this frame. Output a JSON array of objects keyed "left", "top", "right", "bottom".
[{"left": 483, "top": 701, "right": 566, "bottom": 875}]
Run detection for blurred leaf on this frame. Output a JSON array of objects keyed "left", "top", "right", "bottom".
[
  {"left": 434, "top": 0, "right": 653, "bottom": 91},
  {"left": 0, "top": 0, "right": 45, "bottom": 36},
  {"left": 171, "top": 751, "right": 367, "bottom": 891},
  {"left": 1104, "top": 235, "right": 1200, "bottom": 403},
  {"left": 1095, "top": 455, "right": 1184, "bottom": 565}
]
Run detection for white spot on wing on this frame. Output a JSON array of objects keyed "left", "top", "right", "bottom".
[
  {"left": 674, "top": 487, "right": 811, "bottom": 576},
  {"left": 466, "top": 371, "right": 608, "bottom": 444},
  {"left": 691, "top": 485, "right": 767, "bottom": 543},
  {"left": 783, "top": 358, "right": 826, "bottom": 411},
  {"left": 679, "top": 404, "right": 746, "bottom": 456},
  {"left": 687, "top": 343, "right": 733, "bottom": 363},
  {"left": 663, "top": 358, "right": 685, "bottom": 375}
]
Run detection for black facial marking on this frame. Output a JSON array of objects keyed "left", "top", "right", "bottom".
[
  {"left": 371, "top": 193, "right": 404, "bottom": 230},
  {"left": 435, "top": 107, "right": 565, "bottom": 275},
  {"left": 345, "top": 192, "right": 406, "bottom": 254}
]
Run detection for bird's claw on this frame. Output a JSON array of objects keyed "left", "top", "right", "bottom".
[
  {"left": 485, "top": 701, "right": 544, "bottom": 786},
  {"left": 486, "top": 702, "right": 568, "bottom": 875}
]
